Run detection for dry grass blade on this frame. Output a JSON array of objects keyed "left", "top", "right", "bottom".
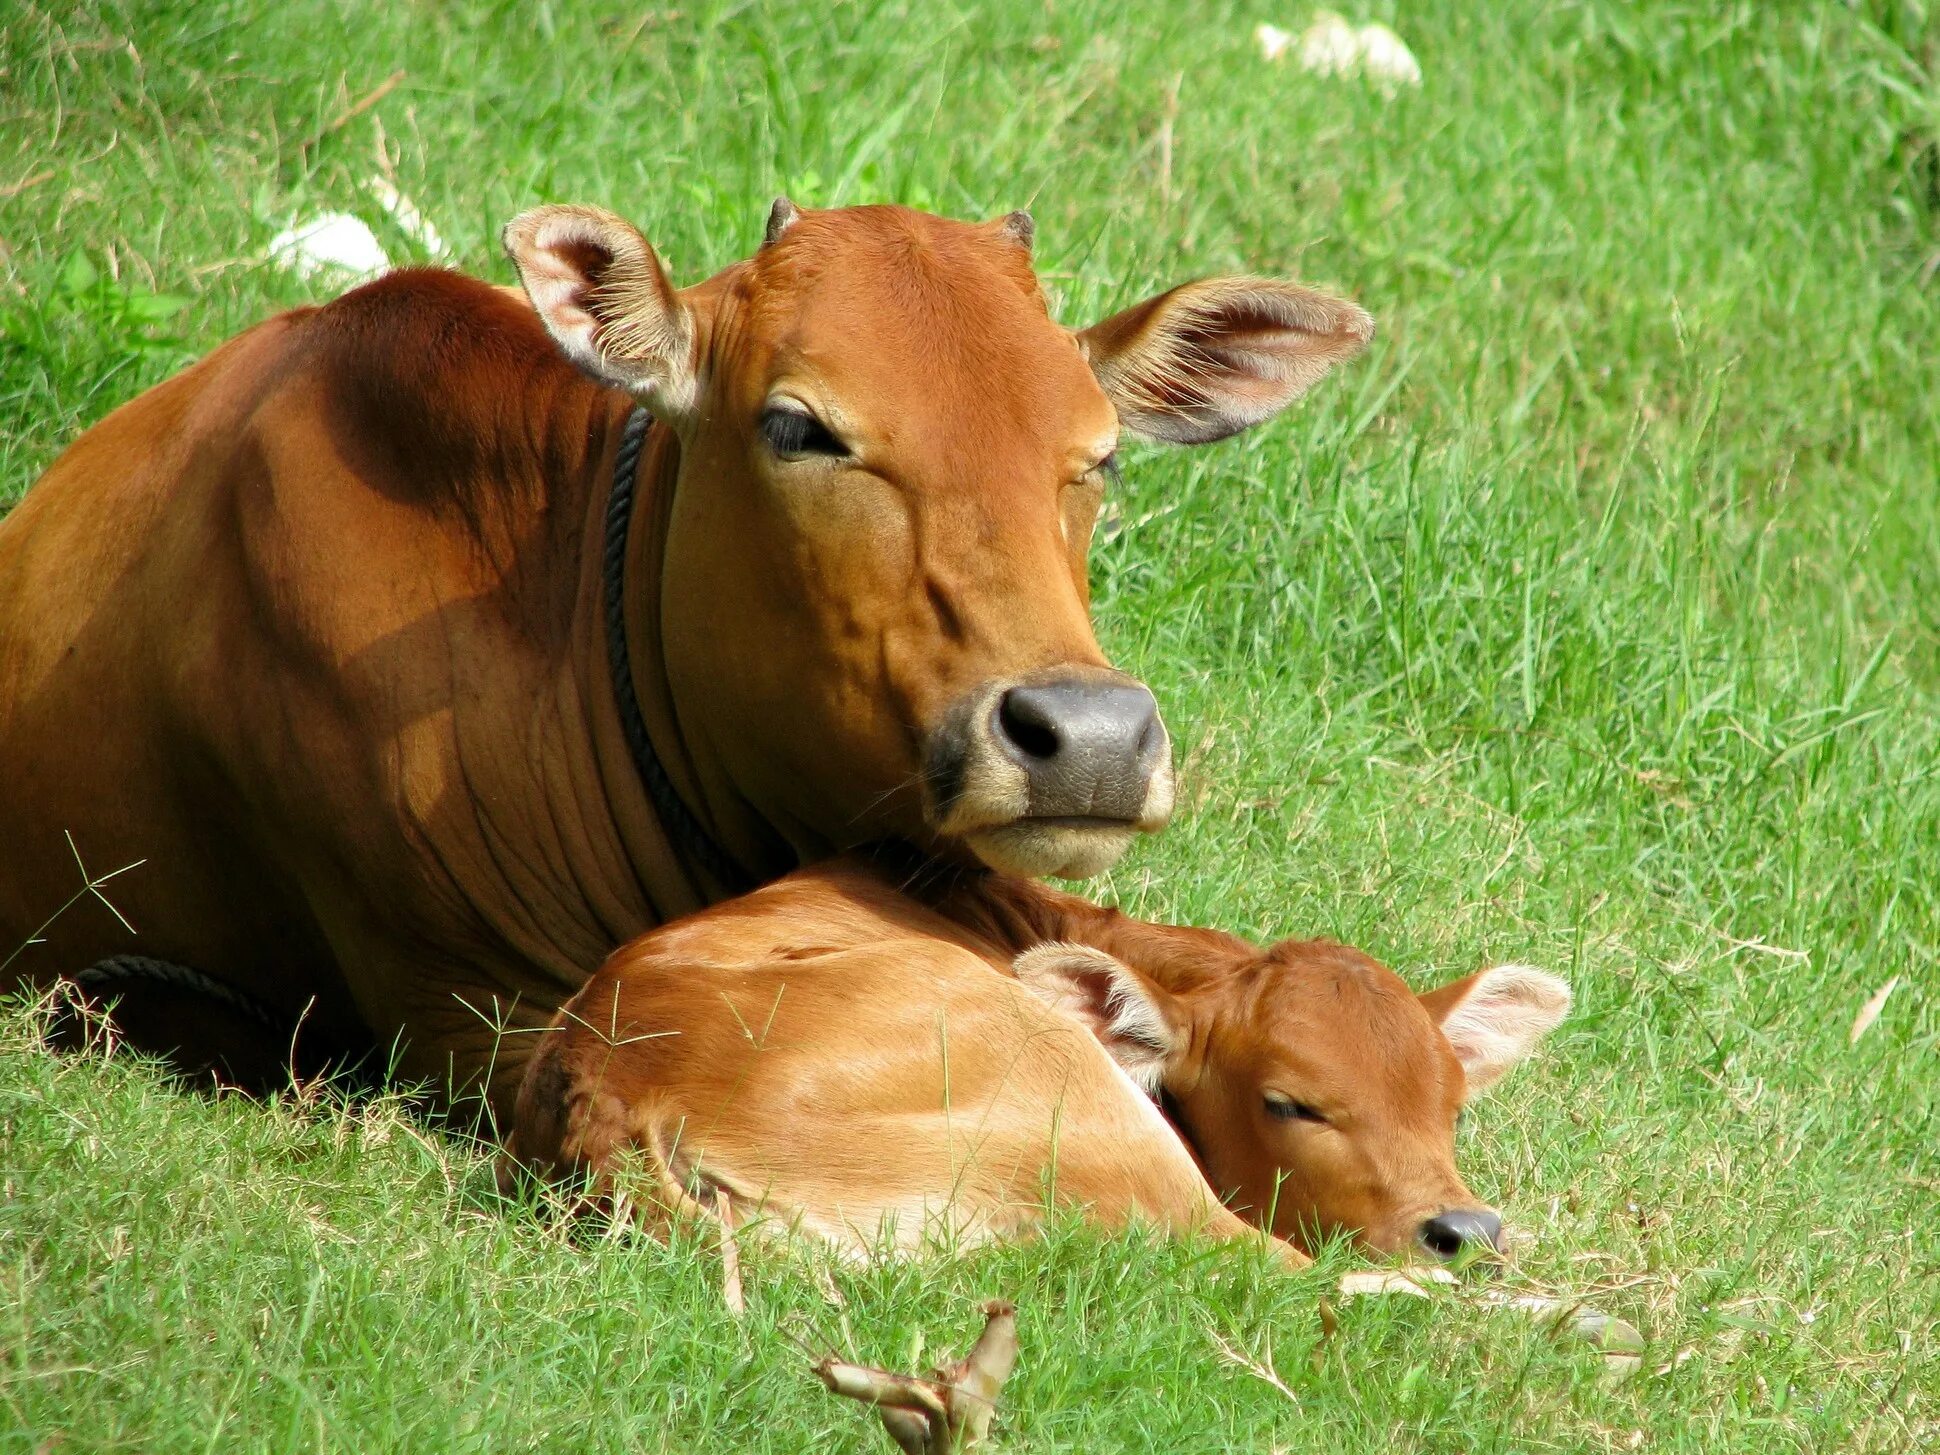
[
  {"left": 1849, "top": 976, "right": 1900, "bottom": 1044},
  {"left": 326, "top": 70, "right": 406, "bottom": 135},
  {"left": 1209, "top": 1328, "right": 1300, "bottom": 1405},
  {"left": 714, "top": 1189, "right": 744, "bottom": 1317},
  {"left": 1, "top": 170, "right": 53, "bottom": 201},
  {"left": 0, "top": 834, "right": 145, "bottom": 978}
]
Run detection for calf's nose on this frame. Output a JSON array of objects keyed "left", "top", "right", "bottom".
[
  {"left": 994, "top": 678, "right": 1166, "bottom": 820},
  {"left": 1418, "top": 1208, "right": 1503, "bottom": 1259}
]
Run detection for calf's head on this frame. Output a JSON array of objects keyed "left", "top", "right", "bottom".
[
  {"left": 1015, "top": 940, "right": 1569, "bottom": 1257},
  {"left": 504, "top": 201, "right": 1370, "bottom": 877}
]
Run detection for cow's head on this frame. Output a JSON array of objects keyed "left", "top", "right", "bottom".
[
  {"left": 504, "top": 201, "right": 1371, "bottom": 878},
  {"left": 1014, "top": 940, "right": 1570, "bottom": 1257}
]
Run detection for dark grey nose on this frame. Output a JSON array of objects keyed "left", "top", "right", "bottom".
[
  {"left": 994, "top": 677, "right": 1166, "bottom": 820},
  {"left": 1419, "top": 1209, "right": 1503, "bottom": 1259}
]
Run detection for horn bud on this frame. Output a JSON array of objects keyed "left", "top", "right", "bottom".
[{"left": 764, "top": 196, "right": 801, "bottom": 246}]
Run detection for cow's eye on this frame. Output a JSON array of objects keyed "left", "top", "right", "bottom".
[
  {"left": 761, "top": 405, "right": 846, "bottom": 460},
  {"left": 1095, "top": 450, "right": 1121, "bottom": 485},
  {"left": 1264, "top": 1094, "right": 1326, "bottom": 1124}
]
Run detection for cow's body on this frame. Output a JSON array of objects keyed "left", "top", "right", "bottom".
[
  {"left": 511, "top": 853, "right": 1570, "bottom": 1258},
  {"left": 0, "top": 276, "right": 675, "bottom": 1088},
  {"left": 0, "top": 203, "right": 1371, "bottom": 1105}
]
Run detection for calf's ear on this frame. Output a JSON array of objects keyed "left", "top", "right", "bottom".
[
  {"left": 1077, "top": 277, "right": 1372, "bottom": 444},
  {"left": 502, "top": 204, "right": 699, "bottom": 424},
  {"left": 1418, "top": 964, "right": 1571, "bottom": 1097},
  {"left": 1012, "top": 943, "right": 1185, "bottom": 1092}
]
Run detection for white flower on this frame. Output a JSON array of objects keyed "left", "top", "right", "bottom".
[
  {"left": 265, "top": 213, "right": 390, "bottom": 281},
  {"left": 1259, "top": 12, "right": 1423, "bottom": 94}
]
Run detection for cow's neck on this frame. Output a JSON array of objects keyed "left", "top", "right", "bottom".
[{"left": 573, "top": 409, "right": 792, "bottom": 926}]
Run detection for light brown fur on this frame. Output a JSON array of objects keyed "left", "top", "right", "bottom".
[{"left": 510, "top": 854, "right": 1568, "bottom": 1257}]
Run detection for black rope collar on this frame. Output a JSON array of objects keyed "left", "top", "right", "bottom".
[
  {"left": 63, "top": 955, "right": 288, "bottom": 1034},
  {"left": 602, "top": 406, "right": 755, "bottom": 895}
]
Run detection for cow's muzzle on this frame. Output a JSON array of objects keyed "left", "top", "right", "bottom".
[
  {"left": 1418, "top": 1207, "right": 1503, "bottom": 1260},
  {"left": 924, "top": 667, "right": 1175, "bottom": 878}
]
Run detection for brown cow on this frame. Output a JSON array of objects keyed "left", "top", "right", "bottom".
[
  {"left": 509, "top": 854, "right": 1570, "bottom": 1258},
  {"left": 0, "top": 203, "right": 1371, "bottom": 1103}
]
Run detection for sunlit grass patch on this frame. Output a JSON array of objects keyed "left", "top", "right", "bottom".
[{"left": 2, "top": 0, "right": 1936, "bottom": 1449}]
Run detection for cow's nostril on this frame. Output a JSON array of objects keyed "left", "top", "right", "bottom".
[
  {"left": 1419, "top": 1208, "right": 1503, "bottom": 1259},
  {"left": 996, "top": 688, "right": 1063, "bottom": 761},
  {"left": 986, "top": 676, "right": 1165, "bottom": 821}
]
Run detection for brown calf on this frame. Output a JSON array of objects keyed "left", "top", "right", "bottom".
[
  {"left": 510, "top": 855, "right": 1569, "bottom": 1258},
  {"left": 0, "top": 203, "right": 1369, "bottom": 1100}
]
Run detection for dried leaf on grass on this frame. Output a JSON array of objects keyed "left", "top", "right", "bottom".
[
  {"left": 1255, "top": 13, "right": 1422, "bottom": 91},
  {"left": 1336, "top": 1268, "right": 1455, "bottom": 1299},
  {"left": 367, "top": 176, "right": 451, "bottom": 259},
  {"left": 265, "top": 214, "right": 389, "bottom": 281},
  {"left": 1481, "top": 1290, "right": 1646, "bottom": 1378}
]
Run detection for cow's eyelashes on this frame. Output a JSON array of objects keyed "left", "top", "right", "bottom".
[
  {"left": 1264, "top": 1093, "right": 1327, "bottom": 1125},
  {"left": 1096, "top": 451, "right": 1121, "bottom": 485},
  {"left": 761, "top": 405, "right": 846, "bottom": 460}
]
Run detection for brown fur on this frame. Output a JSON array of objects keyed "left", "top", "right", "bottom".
[
  {"left": 508, "top": 867, "right": 1285, "bottom": 1259},
  {"left": 1, "top": 205, "right": 1368, "bottom": 1107}
]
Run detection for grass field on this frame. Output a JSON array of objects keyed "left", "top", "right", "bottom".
[{"left": 4, "top": 0, "right": 1939, "bottom": 1449}]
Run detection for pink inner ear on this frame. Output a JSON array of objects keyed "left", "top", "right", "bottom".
[
  {"left": 549, "top": 235, "right": 614, "bottom": 284},
  {"left": 1013, "top": 945, "right": 1121, "bottom": 1032},
  {"left": 1083, "top": 279, "right": 1373, "bottom": 445},
  {"left": 1066, "top": 960, "right": 1124, "bottom": 1027},
  {"left": 1433, "top": 965, "right": 1570, "bottom": 1094},
  {"left": 1010, "top": 945, "right": 1176, "bottom": 1091}
]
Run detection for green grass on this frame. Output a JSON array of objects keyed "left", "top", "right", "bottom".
[{"left": 4, "top": 0, "right": 1939, "bottom": 1449}]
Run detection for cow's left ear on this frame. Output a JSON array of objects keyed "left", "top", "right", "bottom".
[
  {"left": 1418, "top": 964, "right": 1571, "bottom": 1097},
  {"left": 502, "top": 204, "right": 699, "bottom": 424},
  {"left": 1076, "top": 277, "right": 1373, "bottom": 445},
  {"left": 1012, "top": 943, "right": 1185, "bottom": 1092}
]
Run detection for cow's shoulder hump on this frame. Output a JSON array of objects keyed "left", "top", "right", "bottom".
[
  {"left": 301, "top": 267, "right": 604, "bottom": 413},
  {"left": 285, "top": 268, "right": 623, "bottom": 531}
]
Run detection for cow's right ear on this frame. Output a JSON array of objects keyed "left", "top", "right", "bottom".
[
  {"left": 1419, "top": 964, "right": 1571, "bottom": 1097},
  {"left": 502, "top": 205, "right": 699, "bottom": 424},
  {"left": 1077, "top": 277, "right": 1372, "bottom": 445},
  {"left": 1012, "top": 943, "right": 1185, "bottom": 1092}
]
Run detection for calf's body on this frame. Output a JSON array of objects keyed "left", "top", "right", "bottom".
[
  {"left": 514, "top": 929, "right": 1254, "bottom": 1253},
  {"left": 511, "top": 855, "right": 1570, "bottom": 1257}
]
